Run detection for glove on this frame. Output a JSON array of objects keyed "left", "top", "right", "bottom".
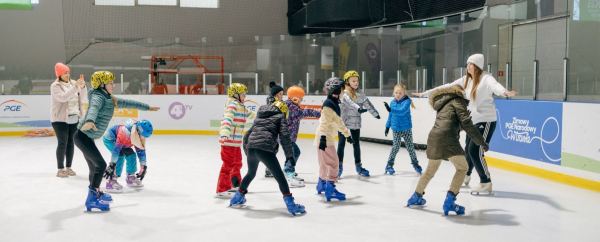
[
  {"left": 284, "top": 159, "right": 295, "bottom": 174},
  {"left": 481, "top": 142, "right": 489, "bottom": 152},
  {"left": 286, "top": 157, "right": 296, "bottom": 167},
  {"left": 375, "top": 115, "right": 380, "bottom": 119},
  {"left": 385, "top": 127, "right": 390, "bottom": 137},
  {"left": 136, "top": 165, "right": 147, "bottom": 180},
  {"left": 384, "top": 102, "right": 391, "bottom": 112},
  {"left": 347, "top": 136, "right": 354, "bottom": 144},
  {"left": 103, "top": 162, "right": 116, "bottom": 179},
  {"left": 357, "top": 108, "right": 368, "bottom": 114},
  {"left": 319, "top": 136, "right": 327, "bottom": 151}
]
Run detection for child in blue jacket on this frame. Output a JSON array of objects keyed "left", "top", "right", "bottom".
[{"left": 384, "top": 84, "right": 422, "bottom": 175}]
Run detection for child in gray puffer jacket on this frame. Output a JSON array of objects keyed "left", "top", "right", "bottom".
[{"left": 337, "top": 70, "right": 380, "bottom": 178}]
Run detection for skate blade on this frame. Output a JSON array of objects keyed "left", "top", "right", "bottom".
[
  {"left": 290, "top": 184, "right": 306, "bottom": 188},
  {"left": 470, "top": 191, "right": 494, "bottom": 196},
  {"left": 215, "top": 193, "right": 235, "bottom": 198},
  {"left": 84, "top": 208, "right": 110, "bottom": 213},
  {"left": 106, "top": 189, "right": 124, "bottom": 194},
  {"left": 229, "top": 203, "right": 247, "bottom": 208}
]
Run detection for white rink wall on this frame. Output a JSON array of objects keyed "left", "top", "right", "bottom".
[{"left": 1, "top": 94, "right": 599, "bottom": 183}]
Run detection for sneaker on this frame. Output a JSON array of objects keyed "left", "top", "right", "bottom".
[
  {"left": 66, "top": 167, "right": 76, "bottom": 176},
  {"left": 57, "top": 169, "right": 69, "bottom": 178}
]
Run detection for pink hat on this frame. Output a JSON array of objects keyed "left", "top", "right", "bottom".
[{"left": 55, "top": 63, "right": 70, "bottom": 77}]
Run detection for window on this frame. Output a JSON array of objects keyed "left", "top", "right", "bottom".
[
  {"left": 181, "top": 0, "right": 218, "bottom": 8},
  {"left": 95, "top": 0, "right": 135, "bottom": 6},
  {"left": 138, "top": 0, "right": 177, "bottom": 6}
]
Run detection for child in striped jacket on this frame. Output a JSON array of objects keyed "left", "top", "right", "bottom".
[{"left": 216, "top": 83, "right": 256, "bottom": 197}]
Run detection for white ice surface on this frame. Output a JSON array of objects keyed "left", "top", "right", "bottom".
[{"left": 1, "top": 135, "right": 599, "bottom": 242}]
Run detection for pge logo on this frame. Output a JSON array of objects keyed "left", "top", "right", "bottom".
[
  {"left": 244, "top": 100, "right": 260, "bottom": 113},
  {"left": 1, "top": 100, "right": 27, "bottom": 112},
  {"left": 169, "top": 102, "right": 193, "bottom": 120}
]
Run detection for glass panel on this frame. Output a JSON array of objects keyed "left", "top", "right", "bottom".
[
  {"left": 536, "top": 18, "right": 567, "bottom": 101},
  {"left": 399, "top": 22, "right": 422, "bottom": 94},
  {"left": 568, "top": 0, "right": 600, "bottom": 102},
  {"left": 421, "top": 19, "right": 446, "bottom": 90},
  {"left": 357, "top": 28, "right": 381, "bottom": 96},
  {"left": 463, "top": 10, "right": 484, "bottom": 67},
  {"left": 381, "top": 26, "right": 400, "bottom": 97},
  {"left": 445, "top": 14, "right": 464, "bottom": 83},
  {"left": 511, "top": 23, "right": 536, "bottom": 99}
]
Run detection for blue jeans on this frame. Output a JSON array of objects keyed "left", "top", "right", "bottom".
[{"left": 284, "top": 142, "right": 301, "bottom": 174}]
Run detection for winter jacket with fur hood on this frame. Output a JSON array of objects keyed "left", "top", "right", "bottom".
[
  {"left": 426, "top": 86, "right": 485, "bottom": 160},
  {"left": 340, "top": 89, "right": 379, "bottom": 130},
  {"left": 243, "top": 105, "right": 294, "bottom": 159}
]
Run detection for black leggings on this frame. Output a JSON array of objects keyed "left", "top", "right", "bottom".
[
  {"left": 337, "top": 129, "right": 361, "bottom": 165},
  {"left": 74, "top": 130, "right": 107, "bottom": 190},
  {"left": 465, "top": 122, "right": 497, "bottom": 183},
  {"left": 52, "top": 122, "right": 78, "bottom": 169},
  {"left": 240, "top": 149, "right": 290, "bottom": 195}
]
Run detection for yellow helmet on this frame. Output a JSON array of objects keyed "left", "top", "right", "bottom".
[
  {"left": 227, "top": 83, "right": 248, "bottom": 98},
  {"left": 90, "top": 71, "right": 115, "bottom": 89},
  {"left": 272, "top": 100, "right": 289, "bottom": 119},
  {"left": 343, "top": 70, "right": 359, "bottom": 82}
]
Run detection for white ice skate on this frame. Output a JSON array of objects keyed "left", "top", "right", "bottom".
[
  {"left": 287, "top": 173, "right": 305, "bottom": 188},
  {"left": 215, "top": 188, "right": 236, "bottom": 198},
  {"left": 126, "top": 174, "right": 144, "bottom": 188},
  {"left": 470, "top": 182, "right": 493, "bottom": 195},
  {"left": 105, "top": 177, "right": 124, "bottom": 193},
  {"left": 463, "top": 175, "right": 471, "bottom": 186}
]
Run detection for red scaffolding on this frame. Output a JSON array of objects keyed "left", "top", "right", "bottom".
[{"left": 150, "top": 55, "right": 224, "bottom": 94}]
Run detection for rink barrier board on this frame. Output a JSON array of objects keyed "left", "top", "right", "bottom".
[{"left": 486, "top": 156, "right": 600, "bottom": 193}]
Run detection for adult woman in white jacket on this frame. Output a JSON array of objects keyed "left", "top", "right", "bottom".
[
  {"left": 50, "top": 63, "right": 87, "bottom": 178},
  {"left": 413, "top": 54, "right": 516, "bottom": 194}
]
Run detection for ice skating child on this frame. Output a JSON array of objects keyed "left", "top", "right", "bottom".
[
  {"left": 338, "top": 70, "right": 380, "bottom": 178},
  {"left": 315, "top": 77, "right": 353, "bottom": 201},
  {"left": 406, "top": 85, "right": 489, "bottom": 215},
  {"left": 230, "top": 100, "right": 306, "bottom": 216},
  {"left": 102, "top": 119, "right": 154, "bottom": 193},
  {"left": 216, "top": 83, "right": 256, "bottom": 197},
  {"left": 414, "top": 54, "right": 516, "bottom": 194},
  {"left": 383, "top": 84, "right": 422, "bottom": 175},
  {"left": 74, "top": 71, "right": 159, "bottom": 211},
  {"left": 266, "top": 81, "right": 283, "bottom": 105},
  {"left": 283, "top": 86, "right": 321, "bottom": 187},
  {"left": 264, "top": 81, "right": 284, "bottom": 177}
]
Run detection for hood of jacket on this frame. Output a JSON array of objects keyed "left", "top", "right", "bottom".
[
  {"left": 257, "top": 105, "right": 283, "bottom": 119},
  {"left": 429, "top": 85, "right": 465, "bottom": 111}
]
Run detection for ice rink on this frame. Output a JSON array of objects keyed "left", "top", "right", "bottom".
[{"left": 1, "top": 135, "right": 599, "bottom": 242}]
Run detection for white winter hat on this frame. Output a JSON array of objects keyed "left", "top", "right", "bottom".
[{"left": 467, "top": 54, "right": 485, "bottom": 70}]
